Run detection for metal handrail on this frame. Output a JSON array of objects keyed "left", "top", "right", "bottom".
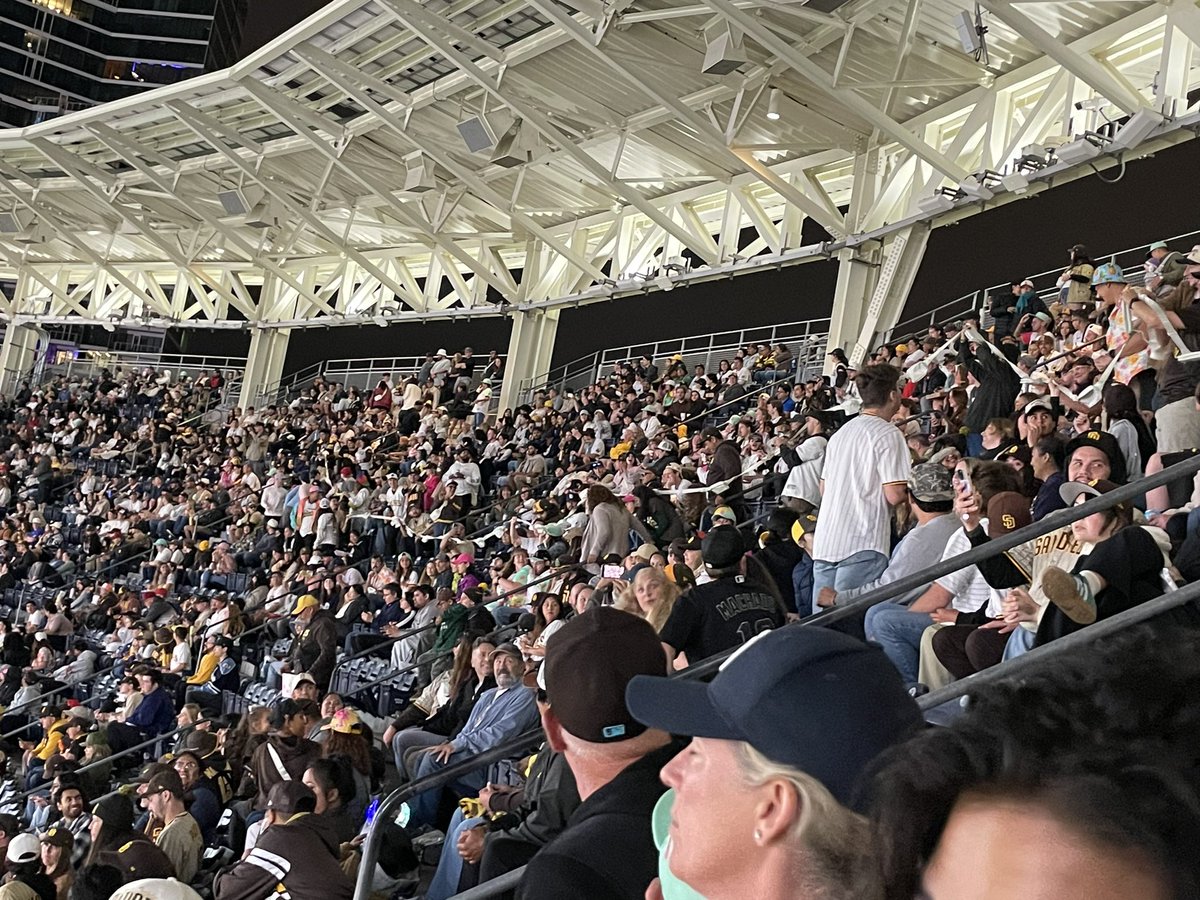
[
  {"left": 257, "top": 354, "right": 508, "bottom": 409},
  {"left": 336, "top": 564, "right": 582, "bottom": 702},
  {"left": 352, "top": 727, "right": 544, "bottom": 899},
  {"left": 6, "top": 715, "right": 207, "bottom": 809},
  {"left": 328, "top": 620, "right": 441, "bottom": 683},
  {"left": 0, "top": 501, "right": 243, "bottom": 734},
  {"left": 352, "top": 453, "right": 1200, "bottom": 898},
  {"left": 429, "top": 573, "right": 1200, "bottom": 900},
  {"left": 522, "top": 317, "right": 832, "bottom": 402},
  {"left": 449, "top": 867, "right": 525, "bottom": 899},
  {"left": 689, "top": 450, "right": 1200, "bottom": 680},
  {"left": 916, "top": 575, "right": 1200, "bottom": 710},
  {"left": 0, "top": 506, "right": 377, "bottom": 737},
  {"left": 884, "top": 226, "right": 1200, "bottom": 345}
]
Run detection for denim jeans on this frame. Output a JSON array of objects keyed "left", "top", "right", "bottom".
[
  {"left": 864, "top": 602, "right": 933, "bottom": 684},
  {"left": 810, "top": 550, "right": 888, "bottom": 614},
  {"left": 427, "top": 809, "right": 486, "bottom": 900},
  {"left": 1186, "top": 506, "right": 1200, "bottom": 539},
  {"left": 492, "top": 605, "right": 529, "bottom": 628},
  {"left": 406, "top": 750, "right": 488, "bottom": 829},
  {"left": 391, "top": 729, "right": 443, "bottom": 779},
  {"left": 1002, "top": 626, "right": 1037, "bottom": 661}
]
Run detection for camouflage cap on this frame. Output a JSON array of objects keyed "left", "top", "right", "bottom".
[{"left": 907, "top": 462, "right": 954, "bottom": 502}]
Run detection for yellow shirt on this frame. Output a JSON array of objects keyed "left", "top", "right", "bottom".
[
  {"left": 34, "top": 719, "right": 68, "bottom": 761},
  {"left": 186, "top": 651, "right": 218, "bottom": 686}
]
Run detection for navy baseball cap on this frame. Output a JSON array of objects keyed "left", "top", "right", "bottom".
[{"left": 626, "top": 627, "right": 922, "bottom": 808}]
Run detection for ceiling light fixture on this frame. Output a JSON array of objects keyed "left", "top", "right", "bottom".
[{"left": 766, "top": 88, "right": 781, "bottom": 121}]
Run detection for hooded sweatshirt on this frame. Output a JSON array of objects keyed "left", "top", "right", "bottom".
[
  {"left": 247, "top": 734, "right": 321, "bottom": 810},
  {"left": 214, "top": 812, "right": 353, "bottom": 900}
]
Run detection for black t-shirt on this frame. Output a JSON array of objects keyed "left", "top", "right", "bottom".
[
  {"left": 1157, "top": 303, "right": 1200, "bottom": 403},
  {"left": 517, "top": 741, "right": 678, "bottom": 900},
  {"left": 659, "top": 576, "right": 784, "bottom": 662}
]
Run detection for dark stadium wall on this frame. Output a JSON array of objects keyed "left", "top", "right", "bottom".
[
  {"left": 262, "top": 257, "right": 841, "bottom": 376},
  {"left": 903, "top": 133, "right": 1200, "bottom": 323},
  {"left": 174, "top": 134, "right": 1198, "bottom": 375},
  {"left": 283, "top": 317, "right": 515, "bottom": 371}
]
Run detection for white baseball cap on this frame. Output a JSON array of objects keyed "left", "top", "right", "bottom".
[
  {"left": 111, "top": 879, "right": 203, "bottom": 900},
  {"left": 6, "top": 833, "right": 38, "bottom": 864}
]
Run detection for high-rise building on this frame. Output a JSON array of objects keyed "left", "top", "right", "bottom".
[{"left": 0, "top": 0, "right": 250, "bottom": 128}]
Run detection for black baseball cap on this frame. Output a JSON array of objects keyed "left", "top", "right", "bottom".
[
  {"left": 92, "top": 795, "right": 134, "bottom": 832},
  {"left": 626, "top": 627, "right": 922, "bottom": 808},
  {"left": 544, "top": 607, "right": 666, "bottom": 743},
  {"left": 137, "top": 768, "right": 185, "bottom": 798},
  {"left": 1064, "top": 430, "right": 1127, "bottom": 484},
  {"left": 701, "top": 527, "right": 743, "bottom": 569},
  {"left": 267, "top": 781, "right": 316, "bottom": 816}
]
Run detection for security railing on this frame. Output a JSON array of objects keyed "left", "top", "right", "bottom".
[
  {"left": 520, "top": 317, "right": 833, "bottom": 402},
  {"left": 882, "top": 227, "right": 1200, "bottom": 346},
  {"left": 42, "top": 351, "right": 247, "bottom": 384},
  {"left": 250, "top": 355, "right": 506, "bottom": 409},
  {"left": 439, "top": 565, "right": 1200, "bottom": 900},
  {"left": 353, "top": 451, "right": 1200, "bottom": 899}
]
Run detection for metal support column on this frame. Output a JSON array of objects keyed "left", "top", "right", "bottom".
[
  {"left": 0, "top": 310, "right": 47, "bottom": 398},
  {"left": 854, "top": 225, "right": 931, "bottom": 362},
  {"left": 825, "top": 151, "right": 882, "bottom": 370},
  {"left": 499, "top": 307, "right": 560, "bottom": 411},
  {"left": 239, "top": 328, "right": 292, "bottom": 410}
]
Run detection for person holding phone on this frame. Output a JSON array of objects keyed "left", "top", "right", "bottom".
[{"left": 864, "top": 459, "right": 1021, "bottom": 686}]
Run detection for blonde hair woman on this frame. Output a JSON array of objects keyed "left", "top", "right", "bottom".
[
  {"left": 615, "top": 565, "right": 681, "bottom": 632},
  {"left": 627, "top": 628, "right": 921, "bottom": 900}
]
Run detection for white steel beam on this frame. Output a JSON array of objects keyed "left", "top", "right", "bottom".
[
  {"left": 704, "top": 0, "right": 970, "bottom": 182},
  {"left": 291, "top": 45, "right": 611, "bottom": 291},
  {"left": 519, "top": 0, "right": 848, "bottom": 236},
  {"left": 976, "top": 0, "right": 1148, "bottom": 115},
  {"left": 385, "top": 0, "right": 724, "bottom": 267},
  {"left": 168, "top": 97, "right": 434, "bottom": 314},
  {"left": 853, "top": 225, "right": 930, "bottom": 363}
]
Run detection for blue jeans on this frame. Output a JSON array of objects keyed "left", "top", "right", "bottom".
[
  {"left": 1003, "top": 626, "right": 1036, "bottom": 661},
  {"left": 391, "top": 729, "right": 443, "bottom": 779},
  {"left": 427, "top": 809, "right": 486, "bottom": 900},
  {"left": 864, "top": 602, "right": 933, "bottom": 685},
  {"left": 406, "top": 750, "right": 489, "bottom": 830},
  {"left": 263, "top": 659, "right": 284, "bottom": 690},
  {"left": 810, "top": 550, "right": 888, "bottom": 615},
  {"left": 492, "top": 606, "right": 528, "bottom": 628},
  {"left": 1186, "top": 506, "right": 1200, "bottom": 539}
]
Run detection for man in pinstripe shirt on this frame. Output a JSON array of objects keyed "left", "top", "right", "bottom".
[{"left": 811, "top": 365, "right": 912, "bottom": 600}]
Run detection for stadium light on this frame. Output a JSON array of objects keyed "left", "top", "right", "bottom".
[{"left": 1109, "top": 109, "right": 1164, "bottom": 153}]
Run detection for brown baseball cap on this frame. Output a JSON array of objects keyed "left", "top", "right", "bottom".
[
  {"left": 986, "top": 492, "right": 1031, "bottom": 537},
  {"left": 137, "top": 768, "right": 185, "bottom": 798},
  {"left": 180, "top": 730, "right": 218, "bottom": 757},
  {"left": 543, "top": 607, "right": 666, "bottom": 743},
  {"left": 39, "top": 826, "right": 73, "bottom": 850}
]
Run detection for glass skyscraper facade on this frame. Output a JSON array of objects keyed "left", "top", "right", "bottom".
[{"left": 0, "top": 0, "right": 249, "bottom": 127}]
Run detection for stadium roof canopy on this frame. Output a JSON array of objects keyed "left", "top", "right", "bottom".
[{"left": 0, "top": 0, "right": 1197, "bottom": 337}]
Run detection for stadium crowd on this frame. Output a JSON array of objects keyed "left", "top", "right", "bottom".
[{"left": 0, "top": 237, "right": 1193, "bottom": 900}]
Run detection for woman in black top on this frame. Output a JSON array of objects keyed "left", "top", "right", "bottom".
[{"left": 1038, "top": 479, "right": 1168, "bottom": 644}]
